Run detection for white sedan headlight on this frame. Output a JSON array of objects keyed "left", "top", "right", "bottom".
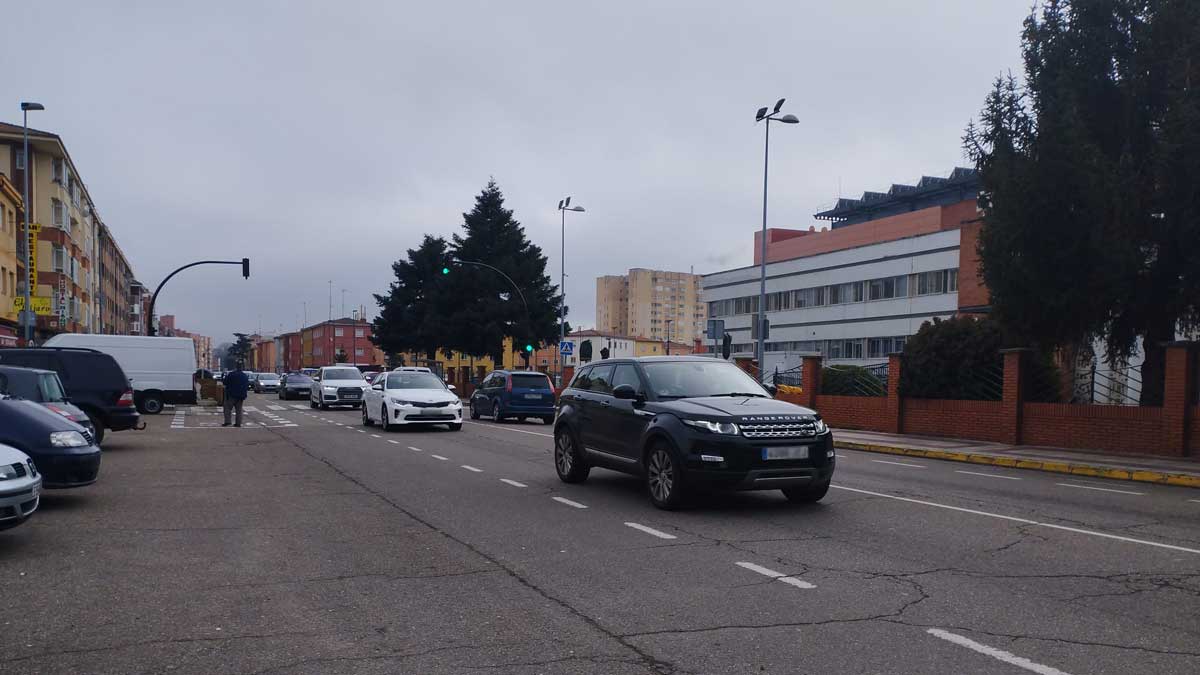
[
  {"left": 0, "top": 463, "right": 19, "bottom": 480},
  {"left": 50, "top": 431, "right": 89, "bottom": 448}
]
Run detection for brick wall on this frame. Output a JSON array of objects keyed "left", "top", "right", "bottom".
[
  {"left": 1022, "top": 403, "right": 1165, "bottom": 455},
  {"left": 814, "top": 394, "right": 887, "bottom": 431},
  {"left": 1189, "top": 406, "right": 1200, "bottom": 453},
  {"left": 902, "top": 398, "right": 1008, "bottom": 442}
]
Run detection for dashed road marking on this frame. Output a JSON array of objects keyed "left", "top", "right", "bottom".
[
  {"left": 871, "top": 459, "right": 925, "bottom": 469},
  {"left": 1189, "top": 499, "right": 1200, "bottom": 504},
  {"left": 408, "top": 446, "right": 423, "bottom": 452},
  {"left": 735, "top": 561, "right": 815, "bottom": 589},
  {"left": 832, "top": 484, "right": 1200, "bottom": 555},
  {"left": 431, "top": 454, "right": 449, "bottom": 461},
  {"left": 551, "top": 496, "right": 587, "bottom": 509},
  {"left": 463, "top": 421, "right": 553, "bottom": 438},
  {"left": 926, "top": 628, "right": 1072, "bottom": 675},
  {"left": 956, "top": 470, "right": 1021, "bottom": 480},
  {"left": 1056, "top": 482, "right": 1144, "bottom": 496},
  {"left": 370, "top": 434, "right": 381, "bottom": 438},
  {"left": 500, "top": 479, "right": 527, "bottom": 488},
  {"left": 624, "top": 522, "right": 676, "bottom": 540},
  {"left": 387, "top": 440, "right": 400, "bottom": 445},
  {"left": 267, "top": 404, "right": 285, "bottom": 411},
  {"left": 461, "top": 465, "right": 483, "bottom": 473}
]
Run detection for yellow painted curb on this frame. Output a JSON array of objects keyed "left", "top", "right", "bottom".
[{"left": 834, "top": 440, "right": 1200, "bottom": 489}]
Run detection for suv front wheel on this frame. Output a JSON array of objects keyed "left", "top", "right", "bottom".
[
  {"left": 782, "top": 480, "right": 830, "bottom": 504},
  {"left": 646, "top": 442, "right": 687, "bottom": 510},
  {"left": 554, "top": 427, "right": 590, "bottom": 483}
]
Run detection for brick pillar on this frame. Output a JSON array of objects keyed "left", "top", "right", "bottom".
[
  {"left": 1161, "top": 342, "right": 1195, "bottom": 456},
  {"left": 1000, "top": 349, "right": 1028, "bottom": 445},
  {"left": 885, "top": 353, "right": 903, "bottom": 433},
  {"left": 800, "top": 355, "right": 822, "bottom": 409}
]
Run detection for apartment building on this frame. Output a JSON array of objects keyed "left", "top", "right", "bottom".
[
  {"left": 95, "top": 224, "right": 135, "bottom": 335},
  {"left": 158, "top": 314, "right": 214, "bottom": 370},
  {"left": 0, "top": 174, "right": 22, "bottom": 345},
  {"left": 595, "top": 268, "right": 705, "bottom": 346},
  {"left": 0, "top": 122, "right": 136, "bottom": 340},
  {"left": 300, "top": 318, "right": 384, "bottom": 368},
  {"left": 702, "top": 168, "right": 985, "bottom": 376}
]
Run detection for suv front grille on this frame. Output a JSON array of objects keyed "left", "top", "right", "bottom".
[
  {"left": 337, "top": 387, "right": 362, "bottom": 399},
  {"left": 413, "top": 401, "right": 450, "bottom": 408},
  {"left": 740, "top": 421, "right": 817, "bottom": 439}
]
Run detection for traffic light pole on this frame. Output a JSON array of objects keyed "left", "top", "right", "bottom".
[
  {"left": 450, "top": 259, "right": 534, "bottom": 362},
  {"left": 147, "top": 259, "right": 249, "bottom": 336}
]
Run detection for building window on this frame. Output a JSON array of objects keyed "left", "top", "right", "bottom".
[
  {"left": 52, "top": 199, "right": 66, "bottom": 228},
  {"left": 14, "top": 149, "right": 24, "bottom": 170},
  {"left": 355, "top": 328, "right": 365, "bottom": 337},
  {"left": 314, "top": 328, "right": 323, "bottom": 338},
  {"left": 314, "top": 346, "right": 323, "bottom": 356},
  {"left": 52, "top": 158, "right": 66, "bottom": 184},
  {"left": 334, "top": 327, "right": 344, "bottom": 337},
  {"left": 52, "top": 245, "right": 66, "bottom": 272},
  {"left": 355, "top": 348, "right": 364, "bottom": 356}
]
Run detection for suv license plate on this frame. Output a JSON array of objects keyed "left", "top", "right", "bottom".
[
  {"left": 763, "top": 446, "right": 809, "bottom": 460},
  {"left": 524, "top": 393, "right": 542, "bottom": 399}
]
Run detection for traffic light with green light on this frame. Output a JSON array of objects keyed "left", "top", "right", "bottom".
[
  {"left": 441, "top": 266, "right": 450, "bottom": 275},
  {"left": 525, "top": 344, "right": 533, "bottom": 352}
]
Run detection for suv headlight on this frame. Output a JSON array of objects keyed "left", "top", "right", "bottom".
[
  {"left": 50, "top": 431, "right": 89, "bottom": 448},
  {"left": 681, "top": 419, "right": 740, "bottom": 435},
  {"left": 322, "top": 385, "right": 337, "bottom": 391},
  {"left": 0, "top": 463, "right": 18, "bottom": 480},
  {"left": 814, "top": 417, "right": 828, "bottom": 434}
]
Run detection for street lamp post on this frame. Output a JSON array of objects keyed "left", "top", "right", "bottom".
[
  {"left": 754, "top": 99, "right": 798, "bottom": 382},
  {"left": 665, "top": 319, "right": 674, "bottom": 355},
  {"left": 19, "top": 102, "right": 44, "bottom": 345},
  {"left": 556, "top": 197, "right": 585, "bottom": 385}
]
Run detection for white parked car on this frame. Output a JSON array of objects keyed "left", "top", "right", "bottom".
[
  {"left": 362, "top": 371, "right": 463, "bottom": 431},
  {"left": 309, "top": 366, "right": 370, "bottom": 410},
  {"left": 0, "top": 442, "right": 41, "bottom": 531}
]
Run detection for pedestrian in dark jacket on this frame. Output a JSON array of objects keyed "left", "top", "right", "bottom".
[{"left": 222, "top": 363, "right": 250, "bottom": 427}]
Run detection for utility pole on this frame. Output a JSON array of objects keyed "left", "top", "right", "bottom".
[{"left": 19, "top": 101, "right": 44, "bottom": 345}]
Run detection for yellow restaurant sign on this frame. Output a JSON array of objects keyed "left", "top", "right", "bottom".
[
  {"left": 13, "top": 296, "right": 52, "bottom": 316},
  {"left": 26, "top": 222, "right": 41, "bottom": 291}
]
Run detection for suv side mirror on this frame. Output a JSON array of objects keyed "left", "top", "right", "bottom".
[
  {"left": 372, "top": 383, "right": 383, "bottom": 391},
  {"left": 612, "top": 384, "right": 639, "bottom": 400},
  {"left": 764, "top": 384, "right": 778, "bottom": 397},
  {"left": 447, "top": 384, "right": 456, "bottom": 391}
]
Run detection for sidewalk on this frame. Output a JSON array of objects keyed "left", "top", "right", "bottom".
[{"left": 833, "top": 428, "right": 1200, "bottom": 489}]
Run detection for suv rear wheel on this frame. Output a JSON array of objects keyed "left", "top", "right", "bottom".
[
  {"left": 781, "top": 480, "right": 830, "bottom": 504},
  {"left": 554, "top": 427, "right": 590, "bottom": 483},
  {"left": 646, "top": 442, "right": 687, "bottom": 510}
]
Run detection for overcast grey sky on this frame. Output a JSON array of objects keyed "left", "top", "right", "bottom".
[{"left": 6, "top": 1, "right": 1029, "bottom": 345}]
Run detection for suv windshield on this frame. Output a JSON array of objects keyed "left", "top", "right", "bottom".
[
  {"left": 641, "top": 361, "right": 769, "bottom": 399},
  {"left": 386, "top": 373, "right": 445, "bottom": 390},
  {"left": 511, "top": 373, "right": 552, "bottom": 390},
  {"left": 39, "top": 374, "right": 68, "bottom": 402},
  {"left": 322, "top": 368, "right": 364, "bottom": 381}
]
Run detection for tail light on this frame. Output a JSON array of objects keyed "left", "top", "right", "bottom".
[
  {"left": 505, "top": 376, "right": 512, "bottom": 392},
  {"left": 117, "top": 390, "right": 135, "bottom": 407}
]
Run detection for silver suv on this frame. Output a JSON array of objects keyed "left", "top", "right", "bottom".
[{"left": 310, "top": 367, "right": 369, "bottom": 410}]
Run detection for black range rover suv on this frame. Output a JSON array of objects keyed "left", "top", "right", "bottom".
[{"left": 553, "top": 356, "right": 834, "bottom": 509}]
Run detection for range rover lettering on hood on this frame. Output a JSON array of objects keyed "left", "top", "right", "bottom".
[{"left": 739, "top": 415, "right": 813, "bottom": 423}]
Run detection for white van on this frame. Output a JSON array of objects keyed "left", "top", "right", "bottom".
[{"left": 42, "top": 334, "right": 197, "bottom": 414}]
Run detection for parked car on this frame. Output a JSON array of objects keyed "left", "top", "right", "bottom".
[
  {"left": 0, "top": 442, "right": 40, "bottom": 531},
  {"left": 253, "top": 373, "right": 281, "bottom": 393},
  {"left": 469, "top": 370, "right": 556, "bottom": 424},
  {"left": 552, "top": 356, "right": 835, "bottom": 509},
  {"left": 42, "top": 334, "right": 198, "bottom": 414},
  {"left": 363, "top": 371, "right": 462, "bottom": 431},
  {"left": 309, "top": 366, "right": 370, "bottom": 409},
  {"left": 0, "top": 398, "right": 102, "bottom": 488},
  {"left": 278, "top": 373, "right": 313, "bottom": 400},
  {"left": 359, "top": 371, "right": 380, "bottom": 384},
  {"left": 0, "top": 366, "right": 97, "bottom": 441},
  {"left": 392, "top": 366, "right": 432, "bottom": 373},
  {"left": 0, "top": 347, "right": 139, "bottom": 446},
  {"left": 300, "top": 368, "right": 319, "bottom": 378}
]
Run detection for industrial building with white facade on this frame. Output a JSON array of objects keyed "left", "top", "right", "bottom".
[{"left": 702, "top": 168, "right": 987, "bottom": 378}]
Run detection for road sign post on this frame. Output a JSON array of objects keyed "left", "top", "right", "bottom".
[{"left": 559, "top": 341, "right": 574, "bottom": 356}]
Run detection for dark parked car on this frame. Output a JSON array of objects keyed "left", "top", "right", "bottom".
[
  {"left": 552, "top": 356, "right": 835, "bottom": 509},
  {"left": 252, "top": 373, "right": 281, "bottom": 394},
  {"left": 0, "top": 398, "right": 102, "bottom": 488},
  {"left": 278, "top": 373, "right": 313, "bottom": 400},
  {"left": 0, "top": 366, "right": 97, "bottom": 441},
  {"left": 0, "top": 348, "right": 139, "bottom": 445},
  {"left": 469, "top": 370, "right": 556, "bottom": 424}
]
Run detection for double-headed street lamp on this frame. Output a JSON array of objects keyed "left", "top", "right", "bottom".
[
  {"left": 754, "top": 98, "right": 798, "bottom": 381},
  {"left": 20, "top": 101, "right": 44, "bottom": 345},
  {"left": 557, "top": 197, "right": 585, "bottom": 384}
]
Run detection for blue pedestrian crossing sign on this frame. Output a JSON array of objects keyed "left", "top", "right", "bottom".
[{"left": 559, "top": 341, "right": 574, "bottom": 355}]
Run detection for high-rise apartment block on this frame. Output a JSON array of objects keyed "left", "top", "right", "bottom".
[{"left": 595, "top": 269, "right": 705, "bottom": 345}]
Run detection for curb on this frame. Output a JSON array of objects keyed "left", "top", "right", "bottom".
[{"left": 834, "top": 441, "right": 1200, "bottom": 490}]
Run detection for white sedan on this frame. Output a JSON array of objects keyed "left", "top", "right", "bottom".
[
  {"left": 0, "top": 443, "right": 41, "bottom": 531},
  {"left": 362, "top": 371, "right": 463, "bottom": 431}
]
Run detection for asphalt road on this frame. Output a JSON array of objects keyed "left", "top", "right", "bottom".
[{"left": 1, "top": 392, "right": 1197, "bottom": 674}]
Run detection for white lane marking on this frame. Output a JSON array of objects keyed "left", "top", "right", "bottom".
[
  {"left": 956, "top": 470, "right": 1022, "bottom": 481},
  {"left": 408, "top": 446, "right": 423, "bottom": 452},
  {"left": 267, "top": 405, "right": 285, "bottom": 411},
  {"left": 500, "top": 479, "right": 527, "bottom": 488},
  {"left": 836, "top": 454, "right": 848, "bottom": 458},
  {"left": 387, "top": 440, "right": 400, "bottom": 445},
  {"left": 1056, "top": 482, "right": 1145, "bottom": 496},
  {"left": 463, "top": 421, "right": 553, "bottom": 438},
  {"left": 552, "top": 496, "right": 588, "bottom": 509},
  {"left": 370, "top": 434, "right": 381, "bottom": 439},
  {"left": 1189, "top": 499, "right": 1200, "bottom": 504},
  {"left": 832, "top": 485, "right": 1200, "bottom": 555},
  {"left": 871, "top": 459, "right": 925, "bottom": 468},
  {"left": 431, "top": 454, "right": 449, "bottom": 461},
  {"left": 461, "top": 465, "right": 483, "bottom": 473},
  {"left": 735, "top": 561, "right": 815, "bottom": 589},
  {"left": 624, "top": 522, "right": 677, "bottom": 540},
  {"left": 926, "top": 628, "right": 1072, "bottom": 675},
  {"left": 355, "top": 429, "right": 366, "bottom": 433}
]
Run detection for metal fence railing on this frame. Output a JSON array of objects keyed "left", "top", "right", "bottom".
[
  {"left": 772, "top": 363, "right": 804, "bottom": 388},
  {"left": 820, "top": 362, "right": 888, "bottom": 397},
  {"left": 1070, "top": 363, "right": 1143, "bottom": 406}
]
